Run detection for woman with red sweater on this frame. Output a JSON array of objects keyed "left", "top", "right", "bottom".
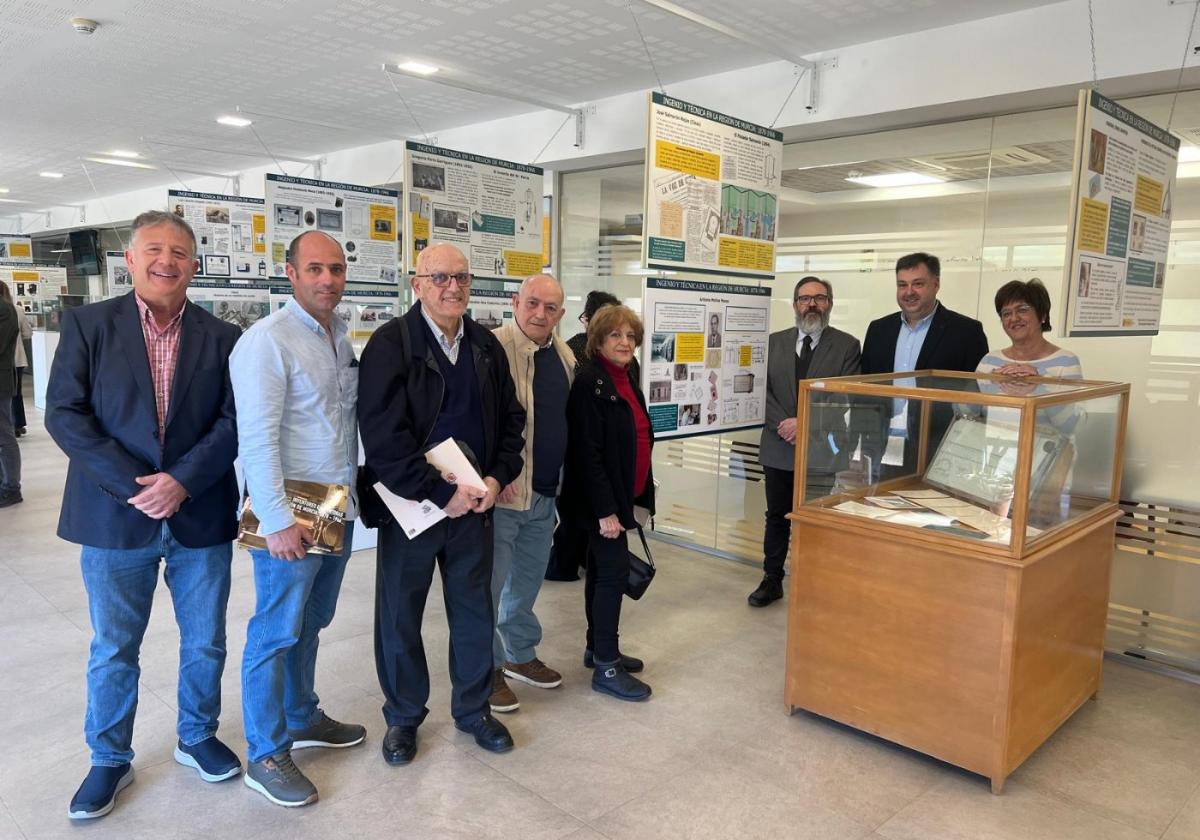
[{"left": 561, "top": 304, "right": 655, "bottom": 701}]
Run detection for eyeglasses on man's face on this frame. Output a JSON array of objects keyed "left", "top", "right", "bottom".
[
  {"left": 795, "top": 294, "right": 830, "bottom": 306},
  {"left": 416, "top": 272, "right": 473, "bottom": 288}
]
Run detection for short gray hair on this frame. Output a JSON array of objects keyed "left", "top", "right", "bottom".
[
  {"left": 131, "top": 210, "right": 196, "bottom": 254},
  {"left": 793, "top": 275, "right": 833, "bottom": 300}
]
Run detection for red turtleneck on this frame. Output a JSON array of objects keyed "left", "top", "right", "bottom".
[{"left": 599, "top": 354, "right": 651, "bottom": 496}]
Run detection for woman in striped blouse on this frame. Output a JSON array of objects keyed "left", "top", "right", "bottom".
[{"left": 976, "top": 279, "right": 1082, "bottom": 380}]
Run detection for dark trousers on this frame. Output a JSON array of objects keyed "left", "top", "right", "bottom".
[
  {"left": 11, "top": 367, "right": 25, "bottom": 430},
  {"left": 762, "top": 465, "right": 794, "bottom": 580},
  {"left": 546, "top": 497, "right": 586, "bottom": 581},
  {"left": 584, "top": 528, "right": 630, "bottom": 662},
  {"left": 374, "top": 512, "right": 493, "bottom": 728}
]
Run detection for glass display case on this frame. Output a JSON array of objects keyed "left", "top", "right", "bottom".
[{"left": 794, "top": 370, "right": 1129, "bottom": 554}]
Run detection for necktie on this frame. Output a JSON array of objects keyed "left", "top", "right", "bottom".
[{"left": 796, "top": 335, "right": 813, "bottom": 381}]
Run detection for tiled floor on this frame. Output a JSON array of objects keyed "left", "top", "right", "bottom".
[{"left": 2, "top": 400, "right": 1199, "bottom": 840}]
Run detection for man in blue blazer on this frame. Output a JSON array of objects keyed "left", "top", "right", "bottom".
[{"left": 46, "top": 210, "right": 243, "bottom": 820}]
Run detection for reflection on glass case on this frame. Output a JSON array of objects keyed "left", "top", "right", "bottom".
[{"left": 795, "top": 371, "right": 1129, "bottom": 552}]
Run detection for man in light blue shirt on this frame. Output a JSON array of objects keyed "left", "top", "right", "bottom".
[{"left": 230, "top": 230, "right": 364, "bottom": 808}]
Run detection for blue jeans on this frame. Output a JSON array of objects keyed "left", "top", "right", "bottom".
[
  {"left": 242, "top": 521, "right": 354, "bottom": 763},
  {"left": 491, "top": 493, "right": 556, "bottom": 667},
  {"left": 80, "top": 524, "right": 232, "bottom": 766}
]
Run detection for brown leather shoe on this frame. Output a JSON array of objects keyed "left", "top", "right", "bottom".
[
  {"left": 503, "top": 658, "right": 562, "bottom": 689},
  {"left": 489, "top": 668, "right": 519, "bottom": 713}
]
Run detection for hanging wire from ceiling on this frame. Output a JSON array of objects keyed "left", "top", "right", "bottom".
[
  {"left": 1166, "top": 0, "right": 1200, "bottom": 130},
  {"left": 1087, "top": 0, "right": 1100, "bottom": 91},
  {"left": 770, "top": 65, "right": 809, "bottom": 129},
  {"left": 384, "top": 70, "right": 432, "bottom": 146},
  {"left": 140, "top": 139, "right": 193, "bottom": 193},
  {"left": 248, "top": 124, "right": 289, "bottom": 176},
  {"left": 531, "top": 111, "right": 576, "bottom": 167},
  {"left": 78, "top": 160, "right": 127, "bottom": 249},
  {"left": 627, "top": 1, "right": 667, "bottom": 95}
]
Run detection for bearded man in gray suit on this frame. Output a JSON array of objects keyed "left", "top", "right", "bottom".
[{"left": 749, "top": 276, "right": 861, "bottom": 607}]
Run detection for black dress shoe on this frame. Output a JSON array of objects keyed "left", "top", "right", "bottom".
[
  {"left": 583, "top": 649, "right": 644, "bottom": 673},
  {"left": 382, "top": 725, "right": 417, "bottom": 765},
  {"left": 747, "top": 576, "right": 783, "bottom": 607},
  {"left": 454, "top": 714, "right": 514, "bottom": 753}
]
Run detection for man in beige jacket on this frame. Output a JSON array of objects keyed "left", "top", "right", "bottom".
[{"left": 488, "top": 274, "right": 575, "bottom": 712}]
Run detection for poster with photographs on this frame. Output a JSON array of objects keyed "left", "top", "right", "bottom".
[
  {"left": 268, "top": 286, "right": 402, "bottom": 353},
  {"left": 186, "top": 283, "right": 270, "bottom": 332},
  {"left": 0, "top": 264, "right": 66, "bottom": 315},
  {"left": 466, "top": 286, "right": 516, "bottom": 331},
  {"left": 642, "top": 277, "right": 770, "bottom": 439},
  {"left": 105, "top": 251, "right": 131, "bottom": 298},
  {"left": 403, "top": 142, "right": 544, "bottom": 281},
  {"left": 168, "top": 190, "right": 267, "bottom": 281},
  {"left": 0, "top": 235, "right": 34, "bottom": 264},
  {"left": 1063, "top": 89, "right": 1178, "bottom": 336},
  {"left": 642, "top": 92, "right": 782, "bottom": 280},
  {"left": 265, "top": 174, "right": 399, "bottom": 286}
]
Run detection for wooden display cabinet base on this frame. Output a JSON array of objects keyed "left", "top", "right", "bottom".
[{"left": 784, "top": 508, "right": 1118, "bottom": 794}]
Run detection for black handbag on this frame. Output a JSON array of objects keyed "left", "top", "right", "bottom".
[{"left": 625, "top": 526, "right": 656, "bottom": 600}]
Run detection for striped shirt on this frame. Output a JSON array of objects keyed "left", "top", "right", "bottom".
[
  {"left": 134, "top": 293, "right": 185, "bottom": 440},
  {"left": 976, "top": 348, "right": 1083, "bottom": 379}
]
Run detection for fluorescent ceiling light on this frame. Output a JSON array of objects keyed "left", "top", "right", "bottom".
[
  {"left": 107, "top": 149, "right": 140, "bottom": 159},
  {"left": 0, "top": 198, "right": 27, "bottom": 204},
  {"left": 398, "top": 61, "right": 439, "bottom": 75},
  {"left": 39, "top": 171, "right": 64, "bottom": 178},
  {"left": 216, "top": 115, "right": 253, "bottom": 127},
  {"left": 49, "top": 248, "right": 71, "bottom": 253},
  {"left": 84, "top": 156, "right": 157, "bottom": 169},
  {"left": 0, "top": 187, "right": 8, "bottom": 193},
  {"left": 845, "top": 172, "right": 945, "bottom": 188},
  {"left": 1177, "top": 144, "right": 1200, "bottom": 163}
]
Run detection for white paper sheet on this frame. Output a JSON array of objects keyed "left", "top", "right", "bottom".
[
  {"left": 372, "top": 482, "right": 446, "bottom": 539},
  {"left": 424, "top": 438, "right": 487, "bottom": 491}
]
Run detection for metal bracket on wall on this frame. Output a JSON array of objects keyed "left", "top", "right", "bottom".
[
  {"left": 575, "top": 109, "right": 585, "bottom": 149},
  {"left": 232, "top": 175, "right": 242, "bottom": 197},
  {"left": 313, "top": 157, "right": 326, "bottom": 180}
]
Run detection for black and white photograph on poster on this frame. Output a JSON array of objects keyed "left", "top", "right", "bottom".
[
  {"left": 169, "top": 190, "right": 267, "bottom": 280},
  {"left": 403, "top": 141, "right": 544, "bottom": 281},
  {"left": 203, "top": 254, "right": 231, "bottom": 278},
  {"left": 187, "top": 284, "right": 270, "bottom": 332},
  {"left": 206, "top": 206, "right": 230, "bottom": 225},
  {"left": 642, "top": 277, "right": 770, "bottom": 438},
  {"left": 466, "top": 286, "right": 516, "bottom": 331},
  {"left": 104, "top": 251, "right": 130, "bottom": 298},
  {"left": 265, "top": 174, "right": 398, "bottom": 285}
]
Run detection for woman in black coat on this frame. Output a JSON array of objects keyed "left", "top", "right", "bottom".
[{"left": 562, "top": 304, "right": 655, "bottom": 701}]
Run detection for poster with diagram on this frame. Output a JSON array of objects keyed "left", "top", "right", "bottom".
[
  {"left": 0, "top": 264, "right": 66, "bottom": 314},
  {"left": 265, "top": 174, "right": 399, "bottom": 286},
  {"left": 0, "top": 235, "right": 34, "bottom": 264},
  {"left": 1063, "top": 89, "right": 1178, "bottom": 336},
  {"left": 641, "top": 277, "right": 770, "bottom": 439},
  {"left": 465, "top": 286, "right": 517, "bottom": 330},
  {"left": 268, "top": 286, "right": 402, "bottom": 353},
  {"left": 403, "top": 141, "right": 543, "bottom": 281},
  {"left": 642, "top": 92, "right": 782, "bottom": 279},
  {"left": 168, "top": 190, "right": 267, "bottom": 281},
  {"left": 185, "top": 282, "right": 271, "bottom": 332},
  {"left": 104, "top": 251, "right": 131, "bottom": 298}
]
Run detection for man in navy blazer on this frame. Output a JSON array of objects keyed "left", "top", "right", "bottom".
[
  {"left": 46, "top": 210, "right": 243, "bottom": 820},
  {"left": 859, "top": 252, "right": 988, "bottom": 475}
]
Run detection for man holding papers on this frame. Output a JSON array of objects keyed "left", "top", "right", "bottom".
[
  {"left": 358, "top": 243, "right": 526, "bottom": 764},
  {"left": 231, "top": 231, "right": 365, "bottom": 808}
]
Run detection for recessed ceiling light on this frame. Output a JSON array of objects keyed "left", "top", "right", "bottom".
[
  {"left": 107, "top": 150, "right": 140, "bottom": 159},
  {"left": 398, "top": 61, "right": 439, "bottom": 75},
  {"left": 216, "top": 115, "right": 253, "bottom": 127},
  {"left": 39, "top": 171, "right": 64, "bottom": 178},
  {"left": 0, "top": 187, "right": 8, "bottom": 193},
  {"left": 84, "top": 156, "right": 157, "bottom": 169},
  {"left": 1177, "top": 144, "right": 1200, "bottom": 163},
  {"left": 845, "top": 172, "right": 945, "bottom": 188}
]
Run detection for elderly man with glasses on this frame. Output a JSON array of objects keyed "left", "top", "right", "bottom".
[
  {"left": 358, "top": 243, "right": 526, "bottom": 764},
  {"left": 749, "top": 276, "right": 861, "bottom": 608}
]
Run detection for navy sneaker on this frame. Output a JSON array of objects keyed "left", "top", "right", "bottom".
[
  {"left": 174, "top": 737, "right": 241, "bottom": 782},
  {"left": 67, "top": 764, "right": 134, "bottom": 820}
]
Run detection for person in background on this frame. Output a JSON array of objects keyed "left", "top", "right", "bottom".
[
  {"left": 750, "top": 276, "right": 861, "bottom": 608},
  {"left": 0, "top": 282, "right": 31, "bottom": 437},
  {"left": 231, "top": 231, "right": 366, "bottom": 808},
  {"left": 0, "top": 281, "right": 19, "bottom": 508},
  {"left": 562, "top": 304, "right": 654, "bottom": 702},
  {"left": 976, "top": 279, "right": 1082, "bottom": 379},
  {"left": 488, "top": 274, "right": 575, "bottom": 714},
  {"left": 45, "top": 210, "right": 242, "bottom": 819},
  {"left": 548, "top": 289, "right": 621, "bottom": 582}
]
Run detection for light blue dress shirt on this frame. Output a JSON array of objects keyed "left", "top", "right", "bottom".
[
  {"left": 890, "top": 304, "right": 938, "bottom": 433},
  {"left": 421, "top": 306, "right": 464, "bottom": 364},
  {"left": 230, "top": 297, "right": 358, "bottom": 535}
]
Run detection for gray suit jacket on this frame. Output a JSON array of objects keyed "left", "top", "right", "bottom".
[{"left": 759, "top": 324, "right": 861, "bottom": 471}]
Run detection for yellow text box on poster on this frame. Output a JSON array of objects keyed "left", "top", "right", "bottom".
[
  {"left": 1076, "top": 198, "right": 1108, "bottom": 253},
  {"left": 369, "top": 204, "right": 397, "bottom": 242},
  {"left": 718, "top": 237, "right": 775, "bottom": 272},
  {"left": 410, "top": 213, "right": 430, "bottom": 265},
  {"left": 738, "top": 345, "right": 752, "bottom": 367},
  {"left": 503, "top": 250, "right": 543, "bottom": 277},
  {"left": 541, "top": 215, "right": 551, "bottom": 266},
  {"left": 252, "top": 214, "right": 266, "bottom": 254},
  {"left": 7, "top": 242, "right": 31, "bottom": 258},
  {"left": 655, "top": 139, "right": 720, "bottom": 181},
  {"left": 12, "top": 271, "right": 39, "bottom": 282},
  {"left": 1134, "top": 175, "right": 1165, "bottom": 216},
  {"left": 674, "top": 333, "right": 705, "bottom": 363}
]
